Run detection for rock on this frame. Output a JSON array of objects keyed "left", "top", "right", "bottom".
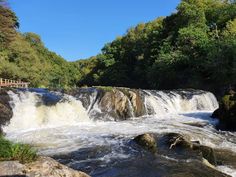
[
  {"left": 0, "top": 161, "right": 25, "bottom": 176},
  {"left": 183, "top": 122, "right": 208, "bottom": 128},
  {"left": 68, "top": 87, "right": 147, "bottom": 120},
  {"left": 127, "top": 90, "right": 146, "bottom": 117},
  {"left": 215, "top": 149, "right": 236, "bottom": 168},
  {"left": 160, "top": 133, "right": 217, "bottom": 167},
  {"left": 161, "top": 133, "right": 192, "bottom": 149},
  {"left": 99, "top": 89, "right": 132, "bottom": 120},
  {"left": 134, "top": 133, "right": 157, "bottom": 153},
  {"left": 0, "top": 156, "right": 90, "bottom": 177},
  {"left": 0, "top": 89, "right": 13, "bottom": 133},
  {"left": 192, "top": 144, "right": 217, "bottom": 166},
  {"left": 212, "top": 91, "right": 236, "bottom": 131},
  {"left": 202, "top": 158, "right": 216, "bottom": 169}
]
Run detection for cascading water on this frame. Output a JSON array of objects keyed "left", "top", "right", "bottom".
[
  {"left": 2, "top": 88, "right": 236, "bottom": 177},
  {"left": 4, "top": 90, "right": 90, "bottom": 132},
  {"left": 143, "top": 90, "right": 218, "bottom": 115}
]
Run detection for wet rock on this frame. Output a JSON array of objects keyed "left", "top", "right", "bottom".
[
  {"left": 134, "top": 133, "right": 157, "bottom": 153},
  {"left": 215, "top": 149, "right": 236, "bottom": 168},
  {"left": 99, "top": 89, "right": 132, "bottom": 120},
  {"left": 161, "top": 133, "right": 192, "bottom": 149},
  {"left": 160, "top": 133, "right": 217, "bottom": 167},
  {"left": 192, "top": 144, "right": 217, "bottom": 166},
  {"left": 0, "top": 89, "right": 13, "bottom": 133},
  {"left": 202, "top": 157, "right": 216, "bottom": 169},
  {"left": 0, "top": 156, "right": 90, "bottom": 177},
  {"left": 183, "top": 122, "right": 208, "bottom": 128},
  {"left": 68, "top": 87, "right": 147, "bottom": 120},
  {"left": 127, "top": 90, "right": 146, "bottom": 117},
  {"left": 212, "top": 91, "right": 236, "bottom": 131}
]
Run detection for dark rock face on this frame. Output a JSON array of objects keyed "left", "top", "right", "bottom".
[
  {"left": 212, "top": 91, "right": 236, "bottom": 131},
  {"left": 0, "top": 89, "right": 13, "bottom": 134},
  {"left": 134, "top": 133, "right": 157, "bottom": 153}
]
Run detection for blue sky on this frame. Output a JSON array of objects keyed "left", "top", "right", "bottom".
[{"left": 9, "top": 0, "right": 180, "bottom": 61}]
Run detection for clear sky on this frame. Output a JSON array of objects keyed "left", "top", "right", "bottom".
[{"left": 9, "top": 0, "right": 180, "bottom": 61}]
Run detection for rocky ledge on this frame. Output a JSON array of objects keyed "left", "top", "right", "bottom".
[
  {"left": 212, "top": 89, "right": 236, "bottom": 131},
  {"left": 0, "top": 89, "right": 13, "bottom": 133},
  {"left": 0, "top": 156, "right": 90, "bottom": 177},
  {"left": 68, "top": 86, "right": 146, "bottom": 120}
]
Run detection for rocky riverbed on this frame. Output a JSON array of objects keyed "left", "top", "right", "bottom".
[{"left": 0, "top": 87, "right": 235, "bottom": 177}]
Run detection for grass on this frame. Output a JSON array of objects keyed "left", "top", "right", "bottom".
[
  {"left": 0, "top": 135, "right": 37, "bottom": 163},
  {"left": 93, "top": 86, "right": 114, "bottom": 92}
]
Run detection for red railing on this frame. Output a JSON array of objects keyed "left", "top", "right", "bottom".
[{"left": 0, "top": 78, "right": 30, "bottom": 88}]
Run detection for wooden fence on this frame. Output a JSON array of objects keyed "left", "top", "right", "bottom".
[{"left": 0, "top": 78, "right": 30, "bottom": 88}]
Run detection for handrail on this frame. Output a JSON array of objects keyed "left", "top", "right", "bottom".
[{"left": 0, "top": 78, "right": 30, "bottom": 88}]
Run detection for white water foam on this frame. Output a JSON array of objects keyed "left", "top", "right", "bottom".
[
  {"left": 3, "top": 91, "right": 90, "bottom": 132},
  {"left": 217, "top": 166, "right": 236, "bottom": 177},
  {"left": 144, "top": 90, "right": 218, "bottom": 115}
]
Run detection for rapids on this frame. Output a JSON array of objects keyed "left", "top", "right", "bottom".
[{"left": 2, "top": 88, "right": 236, "bottom": 177}]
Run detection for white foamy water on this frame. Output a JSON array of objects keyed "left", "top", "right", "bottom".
[
  {"left": 3, "top": 91, "right": 90, "bottom": 132},
  {"left": 144, "top": 90, "right": 218, "bottom": 115},
  {"left": 3, "top": 89, "right": 236, "bottom": 176}
]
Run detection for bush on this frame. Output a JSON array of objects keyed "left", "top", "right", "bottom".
[{"left": 0, "top": 135, "right": 37, "bottom": 163}]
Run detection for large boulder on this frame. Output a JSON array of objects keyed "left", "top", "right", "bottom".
[
  {"left": 99, "top": 89, "right": 131, "bottom": 120},
  {"left": 0, "top": 89, "right": 13, "bottom": 133},
  {"left": 0, "top": 156, "right": 90, "bottom": 177},
  {"left": 212, "top": 90, "right": 236, "bottom": 131},
  {"left": 134, "top": 133, "right": 157, "bottom": 153},
  {"left": 69, "top": 87, "right": 147, "bottom": 121},
  {"left": 157, "top": 133, "right": 218, "bottom": 167}
]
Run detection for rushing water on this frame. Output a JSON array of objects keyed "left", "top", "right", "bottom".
[{"left": 3, "top": 89, "right": 236, "bottom": 177}]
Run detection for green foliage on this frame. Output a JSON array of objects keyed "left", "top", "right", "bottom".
[
  {"left": 222, "top": 94, "right": 236, "bottom": 110},
  {"left": 94, "top": 86, "right": 114, "bottom": 92},
  {"left": 78, "top": 0, "right": 236, "bottom": 93},
  {"left": 1, "top": 0, "right": 236, "bottom": 92},
  {"left": 0, "top": 135, "right": 37, "bottom": 163}
]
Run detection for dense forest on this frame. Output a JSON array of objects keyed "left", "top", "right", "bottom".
[{"left": 1, "top": 0, "right": 236, "bottom": 93}]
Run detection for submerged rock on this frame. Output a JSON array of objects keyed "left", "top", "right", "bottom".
[
  {"left": 161, "top": 133, "right": 217, "bottom": 166},
  {"left": 215, "top": 149, "right": 236, "bottom": 168},
  {"left": 0, "top": 89, "right": 13, "bottom": 133},
  {"left": 134, "top": 133, "right": 157, "bottom": 153},
  {"left": 212, "top": 91, "right": 236, "bottom": 131},
  {"left": 0, "top": 156, "right": 90, "bottom": 177},
  {"left": 192, "top": 144, "right": 217, "bottom": 166},
  {"left": 161, "top": 133, "right": 193, "bottom": 149}
]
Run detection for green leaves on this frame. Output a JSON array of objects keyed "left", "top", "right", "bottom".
[{"left": 0, "top": 136, "right": 37, "bottom": 163}]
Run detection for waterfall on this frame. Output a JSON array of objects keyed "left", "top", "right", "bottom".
[
  {"left": 143, "top": 90, "right": 218, "bottom": 115},
  {"left": 3, "top": 89, "right": 219, "bottom": 133},
  {"left": 3, "top": 90, "right": 90, "bottom": 132}
]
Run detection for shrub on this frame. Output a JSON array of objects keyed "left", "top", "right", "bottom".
[{"left": 0, "top": 135, "right": 37, "bottom": 163}]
